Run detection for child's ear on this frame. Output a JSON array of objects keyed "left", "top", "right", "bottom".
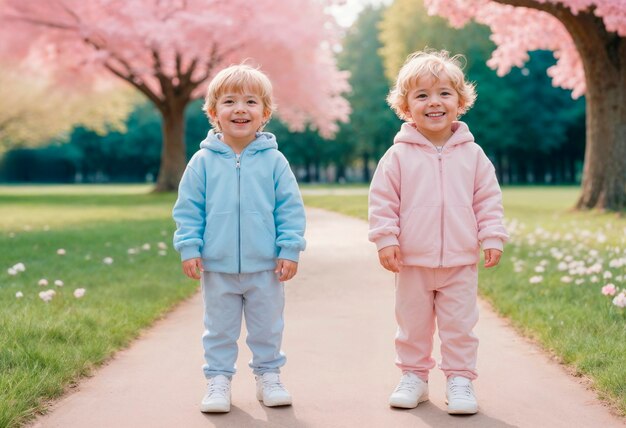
[{"left": 457, "top": 100, "right": 466, "bottom": 115}]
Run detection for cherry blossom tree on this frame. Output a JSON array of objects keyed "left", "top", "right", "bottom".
[
  {"left": 425, "top": 0, "right": 626, "bottom": 210},
  {"left": 0, "top": 0, "right": 350, "bottom": 191}
]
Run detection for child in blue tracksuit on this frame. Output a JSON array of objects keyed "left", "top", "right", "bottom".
[{"left": 172, "top": 64, "right": 306, "bottom": 413}]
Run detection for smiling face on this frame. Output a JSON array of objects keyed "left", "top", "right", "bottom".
[
  {"left": 210, "top": 91, "right": 270, "bottom": 152},
  {"left": 405, "top": 74, "right": 462, "bottom": 145}
]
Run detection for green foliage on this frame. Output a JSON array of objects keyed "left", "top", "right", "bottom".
[
  {"left": 0, "top": 69, "right": 134, "bottom": 153},
  {"left": 265, "top": 120, "right": 331, "bottom": 182},
  {"left": 337, "top": 5, "right": 403, "bottom": 180},
  {"left": 0, "top": 101, "right": 211, "bottom": 183}
]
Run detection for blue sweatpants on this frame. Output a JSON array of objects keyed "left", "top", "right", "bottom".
[{"left": 201, "top": 270, "right": 286, "bottom": 378}]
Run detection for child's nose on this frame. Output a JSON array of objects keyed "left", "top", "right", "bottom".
[
  {"left": 429, "top": 96, "right": 441, "bottom": 106},
  {"left": 234, "top": 103, "right": 246, "bottom": 112}
]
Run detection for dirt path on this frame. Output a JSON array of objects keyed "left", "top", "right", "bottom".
[{"left": 31, "top": 208, "right": 624, "bottom": 428}]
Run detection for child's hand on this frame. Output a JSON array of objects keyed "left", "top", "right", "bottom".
[
  {"left": 182, "top": 258, "right": 203, "bottom": 280},
  {"left": 484, "top": 249, "right": 502, "bottom": 268},
  {"left": 275, "top": 259, "right": 298, "bottom": 282},
  {"left": 378, "top": 245, "right": 402, "bottom": 273}
]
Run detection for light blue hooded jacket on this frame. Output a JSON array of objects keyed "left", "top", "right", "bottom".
[{"left": 172, "top": 130, "right": 306, "bottom": 274}]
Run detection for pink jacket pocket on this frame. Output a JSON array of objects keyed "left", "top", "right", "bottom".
[
  {"left": 399, "top": 206, "right": 439, "bottom": 256},
  {"left": 445, "top": 205, "right": 479, "bottom": 253}
]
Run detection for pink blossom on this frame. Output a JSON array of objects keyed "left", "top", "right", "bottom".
[
  {"left": 601, "top": 284, "right": 617, "bottom": 296},
  {"left": 613, "top": 292, "right": 626, "bottom": 308},
  {"left": 529, "top": 275, "right": 543, "bottom": 284},
  {"left": 73, "top": 288, "right": 86, "bottom": 298},
  {"left": 54, "top": 279, "right": 64, "bottom": 287},
  {"left": 15, "top": 291, "right": 23, "bottom": 298},
  {"left": 38, "top": 290, "right": 55, "bottom": 302},
  {"left": 38, "top": 278, "right": 49, "bottom": 286},
  {"left": 57, "top": 248, "right": 66, "bottom": 255},
  {"left": 103, "top": 257, "right": 114, "bottom": 265}
]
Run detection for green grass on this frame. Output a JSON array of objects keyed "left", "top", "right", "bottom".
[
  {"left": 305, "top": 185, "right": 626, "bottom": 416},
  {"left": 0, "top": 185, "right": 195, "bottom": 428}
]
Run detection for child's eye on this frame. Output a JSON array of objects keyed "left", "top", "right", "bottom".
[
  {"left": 416, "top": 94, "right": 427, "bottom": 99},
  {"left": 441, "top": 91, "right": 452, "bottom": 96},
  {"left": 247, "top": 100, "right": 258, "bottom": 104},
  {"left": 223, "top": 100, "right": 234, "bottom": 104}
]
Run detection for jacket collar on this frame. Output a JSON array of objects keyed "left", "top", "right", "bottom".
[
  {"left": 393, "top": 121, "right": 475, "bottom": 148},
  {"left": 199, "top": 130, "right": 278, "bottom": 155}
]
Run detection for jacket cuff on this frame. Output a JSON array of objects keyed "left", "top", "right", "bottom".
[
  {"left": 375, "top": 235, "right": 399, "bottom": 251},
  {"left": 481, "top": 238, "right": 503, "bottom": 252},
  {"left": 180, "top": 246, "right": 201, "bottom": 261},
  {"left": 278, "top": 247, "right": 300, "bottom": 262}
]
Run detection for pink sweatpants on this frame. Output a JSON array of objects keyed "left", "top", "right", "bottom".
[{"left": 395, "top": 264, "right": 479, "bottom": 382}]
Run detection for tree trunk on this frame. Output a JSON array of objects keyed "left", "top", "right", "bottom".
[
  {"left": 547, "top": 7, "right": 626, "bottom": 210},
  {"left": 362, "top": 152, "right": 371, "bottom": 182},
  {"left": 576, "top": 58, "right": 625, "bottom": 209},
  {"left": 154, "top": 103, "right": 188, "bottom": 192}
]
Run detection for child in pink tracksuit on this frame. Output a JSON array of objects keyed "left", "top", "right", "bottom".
[{"left": 368, "top": 50, "right": 508, "bottom": 415}]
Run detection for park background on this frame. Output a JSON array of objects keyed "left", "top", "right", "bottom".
[{"left": 0, "top": 0, "right": 624, "bottom": 427}]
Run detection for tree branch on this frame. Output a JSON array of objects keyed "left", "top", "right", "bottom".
[
  {"left": 55, "top": 0, "right": 81, "bottom": 24},
  {"left": 190, "top": 41, "right": 244, "bottom": 88},
  {"left": 488, "top": 0, "right": 558, "bottom": 12},
  {"left": 151, "top": 48, "right": 178, "bottom": 102},
  {"left": 3, "top": 14, "right": 79, "bottom": 31},
  {"left": 103, "top": 61, "right": 163, "bottom": 107}
]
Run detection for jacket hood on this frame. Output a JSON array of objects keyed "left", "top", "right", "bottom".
[
  {"left": 394, "top": 121, "right": 475, "bottom": 148},
  {"left": 199, "top": 130, "right": 278, "bottom": 155}
]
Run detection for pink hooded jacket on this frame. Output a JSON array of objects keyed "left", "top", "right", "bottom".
[{"left": 368, "top": 121, "right": 508, "bottom": 268}]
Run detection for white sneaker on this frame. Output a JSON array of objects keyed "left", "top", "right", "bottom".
[
  {"left": 255, "top": 372, "right": 292, "bottom": 407},
  {"left": 389, "top": 372, "right": 429, "bottom": 408},
  {"left": 446, "top": 376, "right": 478, "bottom": 414},
  {"left": 200, "top": 375, "right": 231, "bottom": 413}
]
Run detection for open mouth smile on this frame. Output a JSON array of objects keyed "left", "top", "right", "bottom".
[{"left": 425, "top": 112, "right": 445, "bottom": 118}]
